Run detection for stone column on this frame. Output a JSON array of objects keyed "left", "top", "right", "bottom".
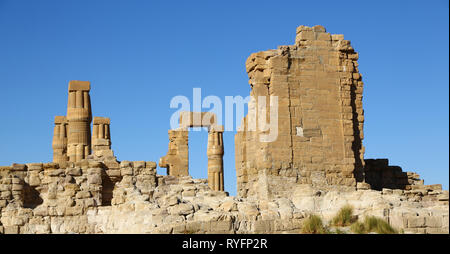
[
  {"left": 66, "top": 81, "right": 92, "bottom": 162},
  {"left": 92, "top": 117, "right": 114, "bottom": 157},
  {"left": 52, "top": 116, "right": 68, "bottom": 165},
  {"left": 159, "top": 129, "right": 189, "bottom": 177},
  {"left": 207, "top": 125, "right": 224, "bottom": 191}
]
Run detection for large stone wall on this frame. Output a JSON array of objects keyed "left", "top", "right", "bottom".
[
  {"left": 235, "top": 25, "right": 364, "bottom": 199},
  {"left": 0, "top": 159, "right": 157, "bottom": 233}
]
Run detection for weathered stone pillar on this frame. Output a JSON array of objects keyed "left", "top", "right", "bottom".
[
  {"left": 52, "top": 116, "right": 68, "bottom": 165},
  {"left": 92, "top": 117, "right": 114, "bottom": 157},
  {"left": 159, "top": 129, "right": 189, "bottom": 177},
  {"left": 66, "top": 81, "right": 92, "bottom": 162},
  {"left": 207, "top": 125, "right": 224, "bottom": 191}
]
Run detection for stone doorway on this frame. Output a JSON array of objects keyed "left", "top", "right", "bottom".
[{"left": 159, "top": 112, "right": 225, "bottom": 191}]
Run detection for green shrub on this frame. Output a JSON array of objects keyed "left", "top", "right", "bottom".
[
  {"left": 350, "top": 216, "right": 398, "bottom": 234},
  {"left": 181, "top": 229, "right": 196, "bottom": 234},
  {"left": 363, "top": 216, "right": 397, "bottom": 234},
  {"left": 350, "top": 221, "right": 366, "bottom": 234},
  {"left": 331, "top": 205, "right": 356, "bottom": 227},
  {"left": 334, "top": 228, "right": 347, "bottom": 234},
  {"left": 301, "top": 214, "right": 329, "bottom": 234}
]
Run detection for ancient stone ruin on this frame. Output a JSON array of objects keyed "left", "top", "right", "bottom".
[
  {"left": 0, "top": 26, "right": 448, "bottom": 234},
  {"left": 236, "top": 25, "right": 364, "bottom": 199},
  {"left": 159, "top": 111, "right": 225, "bottom": 192}
]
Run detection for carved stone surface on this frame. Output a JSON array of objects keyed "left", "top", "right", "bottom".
[
  {"left": 207, "top": 125, "right": 224, "bottom": 191},
  {"left": 66, "top": 80, "right": 92, "bottom": 162},
  {"left": 92, "top": 117, "right": 114, "bottom": 158},
  {"left": 52, "top": 116, "right": 68, "bottom": 165}
]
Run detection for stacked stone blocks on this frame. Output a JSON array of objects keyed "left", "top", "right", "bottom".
[{"left": 235, "top": 25, "right": 364, "bottom": 199}]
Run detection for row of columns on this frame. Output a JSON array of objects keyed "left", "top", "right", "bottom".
[
  {"left": 53, "top": 86, "right": 224, "bottom": 192},
  {"left": 52, "top": 81, "right": 112, "bottom": 164}
]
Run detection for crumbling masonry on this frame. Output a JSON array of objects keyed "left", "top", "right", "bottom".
[{"left": 236, "top": 25, "right": 364, "bottom": 199}]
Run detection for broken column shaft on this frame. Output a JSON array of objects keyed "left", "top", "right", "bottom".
[
  {"left": 207, "top": 125, "right": 224, "bottom": 191},
  {"left": 52, "top": 116, "right": 68, "bottom": 164},
  {"left": 66, "top": 80, "right": 92, "bottom": 162},
  {"left": 92, "top": 117, "right": 114, "bottom": 157}
]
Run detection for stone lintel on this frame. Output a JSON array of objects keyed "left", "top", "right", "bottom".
[
  {"left": 93, "top": 117, "right": 110, "bottom": 125},
  {"left": 179, "top": 111, "right": 217, "bottom": 128},
  {"left": 210, "top": 125, "right": 224, "bottom": 132},
  {"left": 68, "top": 80, "right": 91, "bottom": 91},
  {"left": 54, "top": 116, "right": 67, "bottom": 124}
]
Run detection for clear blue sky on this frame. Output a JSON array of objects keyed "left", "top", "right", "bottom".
[{"left": 0, "top": 0, "right": 448, "bottom": 195}]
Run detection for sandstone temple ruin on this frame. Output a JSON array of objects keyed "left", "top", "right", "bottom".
[
  {"left": 0, "top": 26, "right": 448, "bottom": 234},
  {"left": 160, "top": 111, "right": 225, "bottom": 192},
  {"left": 52, "top": 81, "right": 115, "bottom": 164}
]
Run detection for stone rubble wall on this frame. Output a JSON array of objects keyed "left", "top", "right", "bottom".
[
  {"left": 291, "top": 184, "right": 448, "bottom": 234},
  {"left": 0, "top": 160, "right": 447, "bottom": 234},
  {"left": 87, "top": 175, "right": 307, "bottom": 234},
  {"left": 0, "top": 161, "right": 105, "bottom": 233},
  {"left": 0, "top": 159, "right": 156, "bottom": 234},
  {"left": 63, "top": 176, "right": 450, "bottom": 234}
]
